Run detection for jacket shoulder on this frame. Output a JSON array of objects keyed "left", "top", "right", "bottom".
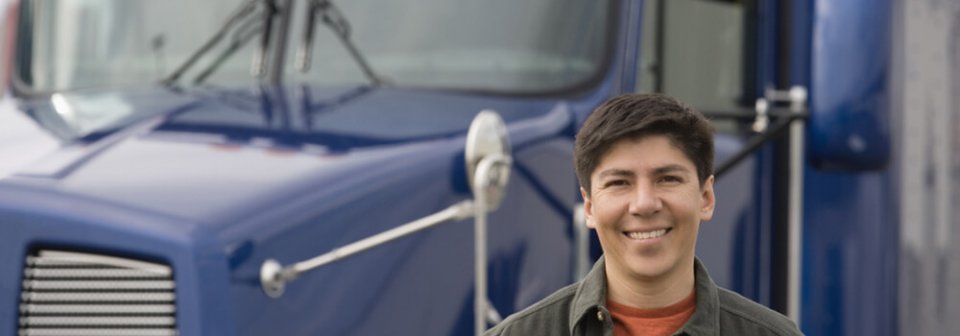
[
  {"left": 484, "top": 283, "right": 579, "bottom": 336},
  {"left": 716, "top": 288, "right": 804, "bottom": 335}
]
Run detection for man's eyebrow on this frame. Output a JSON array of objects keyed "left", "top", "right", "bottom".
[
  {"left": 652, "top": 164, "right": 691, "bottom": 175},
  {"left": 596, "top": 169, "right": 635, "bottom": 179}
]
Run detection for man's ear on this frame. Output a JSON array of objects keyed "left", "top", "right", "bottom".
[
  {"left": 700, "top": 175, "right": 716, "bottom": 222},
  {"left": 580, "top": 187, "right": 596, "bottom": 229}
]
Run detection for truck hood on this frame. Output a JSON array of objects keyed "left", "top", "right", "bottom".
[
  {"left": 0, "top": 96, "right": 61, "bottom": 178},
  {"left": 6, "top": 84, "right": 572, "bottom": 235}
]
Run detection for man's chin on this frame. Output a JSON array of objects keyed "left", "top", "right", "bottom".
[{"left": 625, "top": 259, "right": 673, "bottom": 281}]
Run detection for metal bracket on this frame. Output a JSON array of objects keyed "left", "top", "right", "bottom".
[
  {"left": 714, "top": 86, "right": 809, "bottom": 178},
  {"left": 258, "top": 111, "right": 511, "bottom": 336},
  {"left": 754, "top": 86, "right": 808, "bottom": 133},
  {"left": 765, "top": 86, "right": 808, "bottom": 109},
  {"left": 752, "top": 85, "right": 808, "bottom": 324}
]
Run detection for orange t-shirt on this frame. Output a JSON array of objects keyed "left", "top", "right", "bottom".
[{"left": 607, "top": 291, "right": 697, "bottom": 336}]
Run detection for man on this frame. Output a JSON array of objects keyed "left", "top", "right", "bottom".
[{"left": 486, "top": 94, "right": 802, "bottom": 335}]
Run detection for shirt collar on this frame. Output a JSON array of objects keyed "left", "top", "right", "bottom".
[{"left": 567, "top": 257, "right": 722, "bottom": 335}]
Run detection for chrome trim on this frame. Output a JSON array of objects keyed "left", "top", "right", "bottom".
[
  {"left": 19, "top": 330, "right": 178, "bottom": 336},
  {"left": 260, "top": 200, "right": 476, "bottom": 298},
  {"left": 23, "top": 280, "right": 175, "bottom": 290},
  {"left": 19, "top": 317, "right": 175, "bottom": 327},
  {"left": 28, "top": 252, "right": 171, "bottom": 273},
  {"left": 753, "top": 98, "right": 770, "bottom": 132},
  {"left": 760, "top": 86, "right": 806, "bottom": 323},
  {"left": 473, "top": 153, "right": 511, "bottom": 336},
  {"left": 25, "top": 268, "right": 170, "bottom": 279},
  {"left": 465, "top": 110, "right": 511, "bottom": 211},
  {"left": 573, "top": 203, "right": 590, "bottom": 280},
  {"left": 22, "top": 292, "right": 175, "bottom": 302},
  {"left": 20, "top": 304, "right": 176, "bottom": 315},
  {"left": 18, "top": 250, "right": 177, "bottom": 336},
  {"left": 485, "top": 297, "right": 503, "bottom": 325},
  {"left": 786, "top": 86, "right": 806, "bottom": 323}
]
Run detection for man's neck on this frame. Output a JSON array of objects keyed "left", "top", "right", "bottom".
[{"left": 604, "top": 258, "right": 695, "bottom": 309}]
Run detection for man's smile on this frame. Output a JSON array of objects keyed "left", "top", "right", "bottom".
[{"left": 623, "top": 228, "right": 672, "bottom": 240}]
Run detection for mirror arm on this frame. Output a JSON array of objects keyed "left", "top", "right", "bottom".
[
  {"left": 260, "top": 199, "right": 475, "bottom": 298},
  {"left": 260, "top": 110, "right": 511, "bottom": 336},
  {"left": 259, "top": 154, "right": 514, "bottom": 300},
  {"left": 715, "top": 86, "right": 809, "bottom": 179},
  {"left": 714, "top": 111, "right": 807, "bottom": 179},
  {"left": 472, "top": 153, "right": 510, "bottom": 336}
]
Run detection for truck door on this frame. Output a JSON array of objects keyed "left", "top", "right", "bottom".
[{"left": 632, "top": 0, "right": 800, "bottom": 320}]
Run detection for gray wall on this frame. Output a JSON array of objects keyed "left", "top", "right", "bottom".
[{"left": 895, "top": 0, "right": 960, "bottom": 334}]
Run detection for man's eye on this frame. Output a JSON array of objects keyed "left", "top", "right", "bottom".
[
  {"left": 604, "top": 180, "right": 628, "bottom": 188},
  {"left": 660, "top": 176, "right": 683, "bottom": 184}
]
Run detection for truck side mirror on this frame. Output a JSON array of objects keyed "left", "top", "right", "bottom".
[
  {"left": 464, "top": 110, "right": 511, "bottom": 211},
  {"left": 807, "top": 1, "right": 891, "bottom": 171}
]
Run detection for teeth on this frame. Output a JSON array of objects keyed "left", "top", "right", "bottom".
[{"left": 626, "top": 229, "right": 667, "bottom": 240}]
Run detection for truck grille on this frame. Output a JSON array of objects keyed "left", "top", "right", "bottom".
[{"left": 18, "top": 250, "right": 177, "bottom": 336}]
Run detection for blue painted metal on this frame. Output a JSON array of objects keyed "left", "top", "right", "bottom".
[
  {"left": 0, "top": 0, "right": 911, "bottom": 335},
  {"left": 695, "top": 134, "right": 761, "bottom": 299},
  {"left": 735, "top": 0, "right": 781, "bottom": 309},
  {"left": 0, "top": 19, "right": 636, "bottom": 327},
  {"left": 807, "top": 0, "right": 892, "bottom": 170},
  {"left": 0, "top": 0, "right": 628, "bottom": 332},
  {"left": 614, "top": 0, "right": 643, "bottom": 95},
  {"left": 800, "top": 0, "right": 898, "bottom": 335},
  {"left": 800, "top": 170, "right": 899, "bottom": 336},
  {"left": 0, "top": 183, "right": 236, "bottom": 336},
  {"left": 0, "top": 83, "right": 611, "bottom": 335}
]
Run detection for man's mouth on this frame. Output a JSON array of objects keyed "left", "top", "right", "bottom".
[{"left": 624, "top": 228, "right": 671, "bottom": 240}]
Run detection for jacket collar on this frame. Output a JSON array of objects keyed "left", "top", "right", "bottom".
[
  {"left": 568, "top": 257, "right": 722, "bottom": 335},
  {"left": 676, "top": 258, "right": 721, "bottom": 336},
  {"left": 569, "top": 256, "right": 608, "bottom": 332}
]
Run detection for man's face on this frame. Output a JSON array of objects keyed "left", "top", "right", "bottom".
[{"left": 582, "top": 135, "right": 714, "bottom": 283}]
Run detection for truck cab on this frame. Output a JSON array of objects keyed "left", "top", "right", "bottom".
[{"left": 0, "top": 0, "right": 904, "bottom": 335}]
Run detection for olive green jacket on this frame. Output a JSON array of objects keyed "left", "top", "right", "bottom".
[{"left": 485, "top": 257, "right": 803, "bottom": 336}]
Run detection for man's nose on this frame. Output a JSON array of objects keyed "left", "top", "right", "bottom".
[{"left": 629, "top": 182, "right": 661, "bottom": 217}]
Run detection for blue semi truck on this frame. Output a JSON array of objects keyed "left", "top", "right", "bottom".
[{"left": 1, "top": 0, "right": 956, "bottom": 335}]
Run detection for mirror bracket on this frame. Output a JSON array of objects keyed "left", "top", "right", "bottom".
[{"left": 259, "top": 110, "right": 513, "bottom": 335}]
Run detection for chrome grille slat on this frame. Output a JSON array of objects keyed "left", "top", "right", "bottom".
[
  {"left": 21, "top": 304, "right": 176, "bottom": 314},
  {"left": 20, "top": 316, "right": 176, "bottom": 326},
  {"left": 25, "top": 268, "right": 170, "bottom": 279},
  {"left": 18, "top": 250, "right": 177, "bottom": 336},
  {"left": 22, "top": 292, "right": 175, "bottom": 302},
  {"left": 33, "top": 251, "right": 171, "bottom": 271},
  {"left": 19, "top": 329, "right": 179, "bottom": 336},
  {"left": 24, "top": 280, "right": 175, "bottom": 291}
]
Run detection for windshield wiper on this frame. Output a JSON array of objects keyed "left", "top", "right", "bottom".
[
  {"left": 295, "top": 0, "right": 385, "bottom": 85},
  {"left": 163, "top": 0, "right": 278, "bottom": 86},
  {"left": 250, "top": 0, "right": 280, "bottom": 78},
  {"left": 192, "top": 15, "right": 265, "bottom": 84}
]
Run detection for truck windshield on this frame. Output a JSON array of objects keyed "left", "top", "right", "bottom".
[{"left": 15, "top": 0, "right": 610, "bottom": 95}]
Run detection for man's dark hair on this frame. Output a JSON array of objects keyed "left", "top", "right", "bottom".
[{"left": 574, "top": 93, "right": 715, "bottom": 195}]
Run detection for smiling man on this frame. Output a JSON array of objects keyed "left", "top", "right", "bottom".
[{"left": 486, "top": 94, "right": 802, "bottom": 335}]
